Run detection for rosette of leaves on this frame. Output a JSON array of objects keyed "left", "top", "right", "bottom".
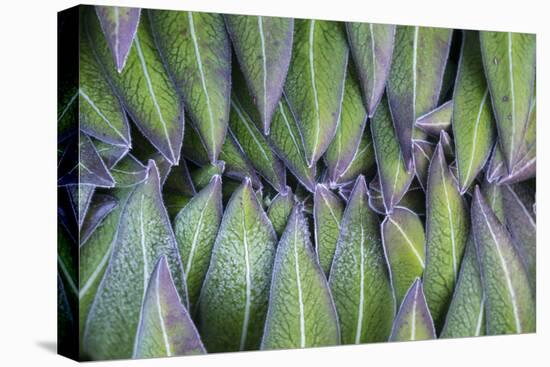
[{"left": 58, "top": 5, "right": 536, "bottom": 361}]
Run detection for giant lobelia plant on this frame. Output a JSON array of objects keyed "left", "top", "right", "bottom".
[{"left": 57, "top": 5, "right": 536, "bottom": 361}]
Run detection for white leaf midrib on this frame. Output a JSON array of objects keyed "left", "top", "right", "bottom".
[
  {"left": 438, "top": 151, "right": 459, "bottom": 279},
  {"left": 462, "top": 88, "right": 489, "bottom": 189},
  {"left": 309, "top": 20, "right": 321, "bottom": 163},
  {"left": 239, "top": 203, "right": 252, "bottom": 351},
  {"left": 292, "top": 214, "right": 306, "bottom": 348},
  {"left": 155, "top": 268, "right": 172, "bottom": 356},
  {"left": 258, "top": 16, "right": 268, "bottom": 123},
  {"left": 388, "top": 217, "right": 425, "bottom": 268}
]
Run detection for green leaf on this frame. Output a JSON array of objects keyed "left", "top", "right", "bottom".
[
  {"left": 267, "top": 188, "right": 295, "bottom": 238},
  {"left": 387, "top": 26, "right": 452, "bottom": 164},
  {"left": 94, "top": 140, "right": 129, "bottom": 169},
  {"left": 324, "top": 65, "right": 368, "bottom": 183},
  {"left": 480, "top": 31, "right": 536, "bottom": 171},
  {"left": 82, "top": 161, "right": 188, "bottom": 360},
  {"left": 314, "top": 184, "right": 344, "bottom": 276},
  {"left": 199, "top": 179, "right": 277, "bottom": 352},
  {"left": 481, "top": 179, "right": 505, "bottom": 223},
  {"left": 285, "top": 19, "right": 349, "bottom": 165},
  {"left": 333, "top": 130, "right": 376, "bottom": 187},
  {"left": 262, "top": 205, "right": 340, "bottom": 349},
  {"left": 440, "top": 236, "right": 485, "bottom": 338},
  {"left": 133, "top": 256, "right": 205, "bottom": 358},
  {"left": 79, "top": 24, "right": 130, "bottom": 147},
  {"left": 389, "top": 279, "right": 436, "bottom": 341},
  {"left": 501, "top": 184, "right": 536, "bottom": 287},
  {"left": 66, "top": 184, "right": 94, "bottom": 228},
  {"left": 109, "top": 154, "right": 148, "bottom": 187},
  {"left": 268, "top": 96, "right": 318, "bottom": 192},
  {"left": 370, "top": 96, "right": 414, "bottom": 214},
  {"left": 85, "top": 9, "right": 184, "bottom": 165},
  {"left": 486, "top": 144, "right": 507, "bottom": 183},
  {"left": 346, "top": 23, "right": 396, "bottom": 117},
  {"left": 149, "top": 10, "right": 231, "bottom": 162},
  {"left": 191, "top": 161, "right": 225, "bottom": 191},
  {"left": 382, "top": 206, "right": 425, "bottom": 307},
  {"left": 95, "top": 6, "right": 141, "bottom": 72},
  {"left": 415, "top": 100, "right": 453, "bottom": 136},
  {"left": 225, "top": 15, "right": 294, "bottom": 134},
  {"left": 229, "top": 98, "right": 286, "bottom": 191},
  {"left": 80, "top": 193, "right": 118, "bottom": 245},
  {"left": 412, "top": 139, "right": 435, "bottom": 191},
  {"left": 329, "top": 176, "right": 394, "bottom": 344},
  {"left": 453, "top": 31, "right": 496, "bottom": 194},
  {"left": 423, "top": 142, "right": 469, "bottom": 329},
  {"left": 173, "top": 175, "right": 222, "bottom": 309},
  {"left": 472, "top": 187, "right": 535, "bottom": 334}
]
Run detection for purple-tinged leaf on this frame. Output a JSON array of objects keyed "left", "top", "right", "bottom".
[
  {"left": 133, "top": 256, "right": 205, "bottom": 358},
  {"left": 415, "top": 100, "right": 453, "bottom": 136},
  {"left": 389, "top": 279, "right": 436, "bottom": 341},
  {"left": 93, "top": 140, "right": 129, "bottom": 169},
  {"left": 486, "top": 144, "right": 507, "bottom": 183},
  {"left": 66, "top": 184, "right": 94, "bottom": 229},
  {"left": 80, "top": 194, "right": 118, "bottom": 246},
  {"left": 109, "top": 154, "right": 148, "bottom": 188},
  {"left": 95, "top": 6, "right": 141, "bottom": 73},
  {"left": 412, "top": 139, "right": 435, "bottom": 191},
  {"left": 346, "top": 23, "right": 396, "bottom": 117},
  {"left": 314, "top": 184, "right": 344, "bottom": 276}
]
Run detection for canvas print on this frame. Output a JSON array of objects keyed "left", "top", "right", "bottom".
[{"left": 57, "top": 4, "right": 536, "bottom": 362}]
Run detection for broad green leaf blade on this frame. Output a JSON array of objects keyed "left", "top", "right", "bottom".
[
  {"left": 382, "top": 206, "right": 425, "bottom": 307},
  {"left": 346, "top": 23, "right": 396, "bottom": 117},
  {"left": 480, "top": 31, "right": 536, "bottom": 171},
  {"left": 486, "top": 144, "right": 507, "bottom": 183},
  {"left": 325, "top": 65, "right": 368, "bottom": 182},
  {"left": 453, "top": 31, "right": 496, "bottom": 194},
  {"left": 412, "top": 139, "right": 435, "bottom": 191},
  {"left": 80, "top": 194, "right": 118, "bottom": 245},
  {"left": 82, "top": 161, "right": 188, "bottom": 360},
  {"left": 174, "top": 175, "right": 222, "bottom": 309},
  {"left": 501, "top": 184, "right": 536, "bottom": 287},
  {"left": 387, "top": 26, "right": 452, "bottom": 164},
  {"left": 86, "top": 9, "right": 184, "bottom": 165},
  {"left": 229, "top": 99, "right": 286, "bottom": 191},
  {"left": 191, "top": 161, "right": 225, "bottom": 191},
  {"left": 415, "top": 100, "right": 453, "bottom": 136},
  {"left": 95, "top": 6, "right": 141, "bottom": 72},
  {"left": 79, "top": 133, "right": 115, "bottom": 188},
  {"left": 472, "top": 187, "right": 535, "bottom": 334},
  {"left": 79, "top": 24, "right": 130, "bottom": 147},
  {"left": 149, "top": 10, "right": 231, "bottom": 162},
  {"left": 329, "top": 176, "right": 394, "bottom": 344},
  {"left": 498, "top": 99, "right": 536, "bottom": 184},
  {"left": 268, "top": 96, "right": 317, "bottom": 192},
  {"left": 370, "top": 96, "right": 414, "bottom": 214},
  {"left": 134, "top": 257, "right": 205, "bottom": 358},
  {"left": 79, "top": 189, "right": 132, "bottom": 345},
  {"left": 333, "top": 130, "right": 376, "bottom": 187},
  {"left": 199, "top": 179, "right": 277, "bottom": 352},
  {"left": 314, "top": 184, "right": 344, "bottom": 276},
  {"left": 267, "top": 188, "right": 294, "bottom": 238},
  {"left": 285, "top": 19, "right": 349, "bottom": 165},
  {"left": 262, "top": 205, "right": 340, "bottom": 349},
  {"left": 440, "top": 236, "right": 485, "bottom": 338},
  {"left": 110, "top": 154, "right": 148, "bottom": 187},
  {"left": 225, "top": 15, "right": 294, "bottom": 134},
  {"left": 94, "top": 140, "right": 129, "bottom": 169},
  {"left": 423, "top": 143, "right": 469, "bottom": 329},
  {"left": 389, "top": 279, "right": 436, "bottom": 341},
  {"left": 481, "top": 180, "right": 505, "bottom": 222}
]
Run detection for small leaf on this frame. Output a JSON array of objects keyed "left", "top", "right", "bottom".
[
  {"left": 79, "top": 24, "right": 131, "bottom": 147},
  {"left": 333, "top": 131, "right": 376, "bottom": 187},
  {"left": 370, "top": 96, "right": 414, "bottom": 214},
  {"left": 501, "top": 184, "right": 536, "bottom": 287},
  {"left": 225, "top": 15, "right": 294, "bottom": 134},
  {"left": 346, "top": 22, "right": 396, "bottom": 117},
  {"left": 440, "top": 236, "right": 485, "bottom": 338},
  {"left": 472, "top": 187, "right": 535, "bottom": 334},
  {"left": 94, "top": 140, "right": 129, "bottom": 169},
  {"left": 439, "top": 130, "right": 454, "bottom": 160},
  {"left": 66, "top": 184, "right": 94, "bottom": 228},
  {"left": 80, "top": 194, "right": 118, "bottom": 245},
  {"left": 285, "top": 19, "right": 349, "bottom": 165},
  {"left": 382, "top": 206, "right": 425, "bottom": 307},
  {"left": 324, "top": 65, "right": 368, "bottom": 182},
  {"left": 453, "top": 31, "right": 496, "bottom": 194},
  {"left": 423, "top": 142, "right": 469, "bottom": 329},
  {"left": 389, "top": 279, "right": 436, "bottom": 341},
  {"left": 481, "top": 179, "right": 505, "bottom": 223},
  {"left": 95, "top": 6, "right": 141, "bottom": 72},
  {"left": 79, "top": 133, "right": 115, "bottom": 188},
  {"left": 387, "top": 26, "right": 452, "bottom": 164},
  {"left": 199, "top": 179, "right": 277, "bottom": 352},
  {"left": 86, "top": 8, "right": 184, "bottom": 164},
  {"left": 267, "top": 188, "right": 294, "bottom": 238},
  {"left": 412, "top": 139, "right": 435, "bottom": 191},
  {"left": 229, "top": 98, "right": 286, "bottom": 191},
  {"left": 82, "top": 161, "right": 187, "bottom": 360},
  {"left": 191, "top": 161, "right": 225, "bottom": 191},
  {"left": 314, "top": 184, "right": 344, "bottom": 276},
  {"left": 329, "top": 176, "right": 395, "bottom": 343},
  {"left": 262, "top": 205, "right": 340, "bottom": 349},
  {"left": 480, "top": 31, "right": 536, "bottom": 170},
  {"left": 415, "top": 100, "right": 453, "bottom": 136},
  {"left": 133, "top": 256, "right": 205, "bottom": 358},
  {"left": 173, "top": 175, "right": 222, "bottom": 309},
  {"left": 109, "top": 154, "right": 148, "bottom": 187},
  {"left": 149, "top": 10, "right": 231, "bottom": 162},
  {"left": 486, "top": 144, "right": 507, "bottom": 183}
]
